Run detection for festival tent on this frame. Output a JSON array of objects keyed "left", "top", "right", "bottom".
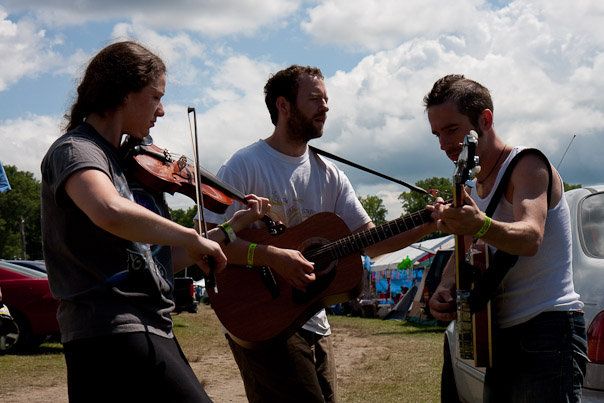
[
  {"left": 412, "top": 235, "right": 454, "bottom": 255},
  {"left": 370, "top": 235, "right": 454, "bottom": 273},
  {"left": 0, "top": 161, "right": 11, "bottom": 193},
  {"left": 366, "top": 235, "right": 454, "bottom": 305},
  {"left": 370, "top": 245, "right": 426, "bottom": 272}
]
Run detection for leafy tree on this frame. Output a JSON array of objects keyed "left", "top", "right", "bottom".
[
  {"left": 398, "top": 177, "right": 452, "bottom": 215},
  {"left": 0, "top": 165, "right": 42, "bottom": 259},
  {"left": 563, "top": 182, "right": 581, "bottom": 192},
  {"left": 359, "top": 195, "right": 387, "bottom": 225},
  {"left": 170, "top": 206, "right": 197, "bottom": 228}
]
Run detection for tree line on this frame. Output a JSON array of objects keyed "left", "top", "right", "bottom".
[{"left": 0, "top": 165, "right": 581, "bottom": 260}]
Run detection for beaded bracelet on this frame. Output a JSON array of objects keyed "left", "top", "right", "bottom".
[
  {"left": 474, "top": 215, "right": 492, "bottom": 238},
  {"left": 246, "top": 243, "right": 257, "bottom": 267},
  {"left": 218, "top": 222, "right": 236, "bottom": 245}
]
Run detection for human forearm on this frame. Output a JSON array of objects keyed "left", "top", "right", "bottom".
[
  {"left": 363, "top": 222, "right": 436, "bottom": 258},
  {"left": 476, "top": 215, "right": 543, "bottom": 256},
  {"left": 65, "top": 169, "right": 225, "bottom": 267},
  {"left": 436, "top": 189, "right": 545, "bottom": 256}
]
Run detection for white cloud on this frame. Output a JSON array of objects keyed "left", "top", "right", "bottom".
[
  {"left": 302, "top": 0, "right": 604, "bottom": 56},
  {"left": 0, "top": 114, "right": 62, "bottom": 177},
  {"left": 185, "top": 55, "right": 278, "bottom": 166},
  {"left": 356, "top": 182, "right": 406, "bottom": 220},
  {"left": 0, "top": 8, "right": 62, "bottom": 91},
  {"left": 1, "top": 0, "right": 603, "bottom": 202},
  {"left": 302, "top": 0, "right": 485, "bottom": 51},
  {"left": 111, "top": 23, "right": 207, "bottom": 87},
  {"left": 145, "top": 55, "right": 278, "bottom": 174},
  {"left": 315, "top": 28, "right": 604, "bottom": 191},
  {"left": 2, "top": 0, "right": 302, "bottom": 36}
]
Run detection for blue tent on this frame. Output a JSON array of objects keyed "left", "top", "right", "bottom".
[{"left": 0, "top": 162, "right": 11, "bottom": 193}]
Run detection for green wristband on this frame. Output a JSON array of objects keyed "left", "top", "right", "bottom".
[
  {"left": 246, "top": 243, "right": 257, "bottom": 267},
  {"left": 218, "top": 222, "right": 236, "bottom": 244},
  {"left": 474, "top": 215, "right": 492, "bottom": 238}
]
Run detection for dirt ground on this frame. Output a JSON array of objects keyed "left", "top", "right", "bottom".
[{"left": 0, "top": 327, "right": 377, "bottom": 403}]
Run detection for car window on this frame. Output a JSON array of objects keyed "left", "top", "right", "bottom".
[{"left": 579, "top": 192, "right": 604, "bottom": 259}]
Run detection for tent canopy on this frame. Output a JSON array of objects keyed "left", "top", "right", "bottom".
[{"left": 369, "top": 235, "right": 454, "bottom": 272}]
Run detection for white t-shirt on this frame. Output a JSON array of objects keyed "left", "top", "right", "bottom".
[{"left": 204, "top": 139, "right": 371, "bottom": 335}]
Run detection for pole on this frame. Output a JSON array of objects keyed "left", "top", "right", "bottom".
[
  {"left": 556, "top": 134, "right": 576, "bottom": 171},
  {"left": 19, "top": 217, "right": 27, "bottom": 260}
]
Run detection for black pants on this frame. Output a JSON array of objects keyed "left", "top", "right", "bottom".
[{"left": 63, "top": 332, "right": 212, "bottom": 403}]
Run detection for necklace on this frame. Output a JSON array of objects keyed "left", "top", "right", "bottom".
[{"left": 477, "top": 145, "right": 507, "bottom": 184}]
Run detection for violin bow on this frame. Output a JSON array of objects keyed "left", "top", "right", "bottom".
[
  {"left": 187, "top": 107, "right": 218, "bottom": 293},
  {"left": 308, "top": 145, "right": 430, "bottom": 196}
]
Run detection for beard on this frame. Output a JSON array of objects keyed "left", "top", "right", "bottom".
[{"left": 287, "top": 105, "right": 323, "bottom": 143}]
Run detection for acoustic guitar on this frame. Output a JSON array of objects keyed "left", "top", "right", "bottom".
[
  {"left": 208, "top": 208, "right": 432, "bottom": 347},
  {"left": 452, "top": 131, "right": 493, "bottom": 367}
]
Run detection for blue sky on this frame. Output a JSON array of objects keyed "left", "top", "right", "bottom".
[{"left": 1, "top": 0, "right": 603, "bottom": 218}]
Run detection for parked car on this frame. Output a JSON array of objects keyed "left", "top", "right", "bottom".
[
  {"left": 443, "top": 185, "right": 604, "bottom": 402},
  {"left": 173, "top": 276, "right": 198, "bottom": 314},
  {"left": 0, "top": 289, "right": 20, "bottom": 351},
  {"left": 7, "top": 259, "right": 47, "bottom": 273},
  {"left": 0, "top": 260, "right": 60, "bottom": 350}
]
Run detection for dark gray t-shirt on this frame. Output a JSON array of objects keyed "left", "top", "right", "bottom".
[{"left": 41, "top": 123, "right": 175, "bottom": 343}]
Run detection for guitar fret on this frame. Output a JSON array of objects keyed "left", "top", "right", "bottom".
[{"left": 321, "top": 208, "right": 432, "bottom": 259}]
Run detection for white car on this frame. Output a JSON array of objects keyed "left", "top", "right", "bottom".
[{"left": 443, "top": 185, "right": 604, "bottom": 402}]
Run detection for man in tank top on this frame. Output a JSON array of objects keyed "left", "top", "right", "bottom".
[{"left": 425, "top": 74, "right": 587, "bottom": 402}]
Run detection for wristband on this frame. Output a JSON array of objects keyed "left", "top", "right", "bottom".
[
  {"left": 474, "top": 215, "right": 492, "bottom": 238},
  {"left": 218, "top": 222, "right": 236, "bottom": 245},
  {"left": 246, "top": 243, "right": 257, "bottom": 267}
]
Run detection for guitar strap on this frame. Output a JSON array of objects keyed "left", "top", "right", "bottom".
[{"left": 468, "top": 148, "right": 552, "bottom": 313}]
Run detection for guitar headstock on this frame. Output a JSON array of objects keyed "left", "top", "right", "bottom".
[{"left": 454, "top": 130, "right": 480, "bottom": 186}]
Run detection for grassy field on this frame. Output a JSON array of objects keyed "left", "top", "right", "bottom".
[
  {"left": 330, "top": 315, "right": 445, "bottom": 402},
  {"left": 0, "top": 306, "right": 445, "bottom": 402}
]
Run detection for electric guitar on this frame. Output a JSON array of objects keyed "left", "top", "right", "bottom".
[
  {"left": 453, "top": 131, "right": 494, "bottom": 367},
  {"left": 208, "top": 208, "right": 432, "bottom": 347}
]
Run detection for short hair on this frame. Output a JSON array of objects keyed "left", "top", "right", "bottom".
[
  {"left": 65, "top": 41, "right": 166, "bottom": 131},
  {"left": 423, "top": 74, "right": 493, "bottom": 128},
  {"left": 264, "top": 65, "right": 324, "bottom": 125}
]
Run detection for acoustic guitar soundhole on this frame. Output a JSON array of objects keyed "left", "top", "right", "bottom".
[{"left": 292, "top": 241, "right": 337, "bottom": 304}]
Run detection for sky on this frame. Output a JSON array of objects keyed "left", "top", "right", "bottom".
[{"left": 1, "top": 0, "right": 603, "bottom": 219}]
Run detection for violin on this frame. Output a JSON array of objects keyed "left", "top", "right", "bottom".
[{"left": 122, "top": 136, "right": 285, "bottom": 234}]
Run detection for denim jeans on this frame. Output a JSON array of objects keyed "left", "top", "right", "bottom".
[{"left": 483, "top": 311, "right": 588, "bottom": 403}]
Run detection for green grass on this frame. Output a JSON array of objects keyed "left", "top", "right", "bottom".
[
  {"left": 329, "top": 315, "right": 445, "bottom": 403},
  {"left": 0, "top": 307, "right": 446, "bottom": 402},
  {"left": 0, "top": 342, "right": 66, "bottom": 395}
]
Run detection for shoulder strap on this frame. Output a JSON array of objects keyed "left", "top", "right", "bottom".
[
  {"left": 484, "top": 148, "right": 552, "bottom": 217},
  {"left": 468, "top": 148, "right": 553, "bottom": 313}
]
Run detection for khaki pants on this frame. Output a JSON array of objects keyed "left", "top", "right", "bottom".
[{"left": 227, "top": 328, "right": 337, "bottom": 403}]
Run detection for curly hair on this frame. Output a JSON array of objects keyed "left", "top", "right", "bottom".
[
  {"left": 423, "top": 74, "right": 493, "bottom": 129},
  {"left": 264, "top": 65, "right": 324, "bottom": 126},
  {"left": 65, "top": 41, "right": 166, "bottom": 132}
]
